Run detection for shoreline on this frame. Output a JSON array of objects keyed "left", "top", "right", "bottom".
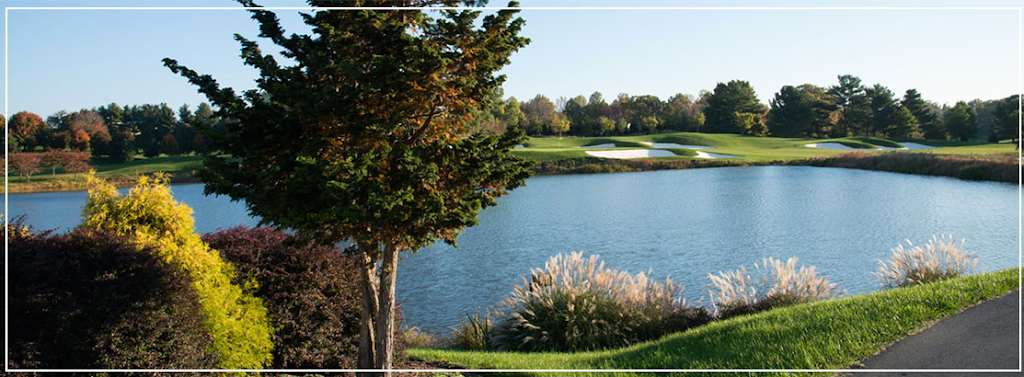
[{"left": 5, "top": 152, "right": 1018, "bottom": 195}]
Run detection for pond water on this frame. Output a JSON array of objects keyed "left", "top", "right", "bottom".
[{"left": 6, "top": 166, "right": 1019, "bottom": 333}]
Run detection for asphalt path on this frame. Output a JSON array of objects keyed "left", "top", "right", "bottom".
[{"left": 850, "top": 290, "right": 1021, "bottom": 376}]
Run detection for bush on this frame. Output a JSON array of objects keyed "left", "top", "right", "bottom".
[
  {"left": 204, "top": 226, "right": 374, "bottom": 369},
  {"left": 874, "top": 235, "right": 979, "bottom": 288},
  {"left": 493, "top": 252, "right": 696, "bottom": 352},
  {"left": 82, "top": 173, "right": 274, "bottom": 369},
  {"left": 448, "top": 311, "right": 493, "bottom": 350},
  {"left": 7, "top": 225, "right": 218, "bottom": 370},
  {"left": 707, "top": 257, "right": 838, "bottom": 319}
]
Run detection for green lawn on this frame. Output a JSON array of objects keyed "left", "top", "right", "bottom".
[
  {"left": 513, "top": 133, "right": 1017, "bottom": 163},
  {"left": 5, "top": 155, "right": 206, "bottom": 193},
  {"left": 409, "top": 268, "right": 1020, "bottom": 376}
]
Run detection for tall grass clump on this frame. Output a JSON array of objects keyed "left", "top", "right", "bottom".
[
  {"left": 449, "top": 311, "right": 494, "bottom": 350},
  {"left": 82, "top": 173, "right": 274, "bottom": 369},
  {"left": 707, "top": 257, "right": 838, "bottom": 318},
  {"left": 493, "top": 251, "right": 704, "bottom": 352},
  {"left": 874, "top": 235, "right": 979, "bottom": 288}
]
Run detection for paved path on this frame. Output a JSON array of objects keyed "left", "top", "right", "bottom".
[{"left": 852, "top": 291, "right": 1020, "bottom": 376}]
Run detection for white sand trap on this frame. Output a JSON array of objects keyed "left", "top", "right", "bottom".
[
  {"left": 899, "top": 142, "right": 936, "bottom": 150},
  {"left": 873, "top": 145, "right": 906, "bottom": 150},
  {"left": 577, "top": 143, "right": 617, "bottom": 149},
  {"left": 585, "top": 149, "right": 677, "bottom": 159},
  {"left": 514, "top": 144, "right": 525, "bottom": 149},
  {"left": 805, "top": 142, "right": 858, "bottom": 150},
  {"left": 694, "top": 151, "right": 739, "bottom": 159},
  {"left": 638, "top": 141, "right": 716, "bottom": 149}
]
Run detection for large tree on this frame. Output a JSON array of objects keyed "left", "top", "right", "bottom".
[
  {"left": 865, "top": 84, "right": 897, "bottom": 136},
  {"left": 945, "top": 101, "right": 977, "bottom": 141},
  {"left": 828, "top": 75, "right": 871, "bottom": 137},
  {"left": 901, "top": 89, "right": 945, "bottom": 140},
  {"left": 520, "top": 94, "right": 556, "bottom": 135},
  {"left": 703, "top": 80, "right": 766, "bottom": 134},
  {"left": 164, "top": 1, "right": 530, "bottom": 374},
  {"left": 991, "top": 95, "right": 1021, "bottom": 144},
  {"left": 8, "top": 111, "right": 47, "bottom": 151},
  {"left": 767, "top": 85, "right": 814, "bottom": 137}
]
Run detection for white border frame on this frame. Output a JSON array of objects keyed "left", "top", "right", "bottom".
[{"left": 4, "top": 4, "right": 1022, "bottom": 374}]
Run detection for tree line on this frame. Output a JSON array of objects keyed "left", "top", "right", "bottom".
[
  {"left": 466, "top": 75, "right": 1021, "bottom": 142},
  {"left": 5, "top": 102, "right": 226, "bottom": 163}
]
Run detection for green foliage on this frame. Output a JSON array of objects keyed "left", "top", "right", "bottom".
[
  {"left": 493, "top": 252, "right": 698, "bottom": 352},
  {"left": 767, "top": 85, "right": 815, "bottom": 137},
  {"left": 204, "top": 226, "right": 373, "bottom": 369},
  {"left": 945, "top": 101, "right": 978, "bottom": 141},
  {"left": 901, "top": 88, "right": 946, "bottom": 140},
  {"left": 164, "top": 1, "right": 531, "bottom": 370},
  {"left": 887, "top": 106, "right": 920, "bottom": 138},
  {"left": 703, "top": 80, "right": 767, "bottom": 134},
  {"left": 411, "top": 268, "right": 1019, "bottom": 373},
  {"left": 991, "top": 94, "right": 1021, "bottom": 142},
  {"left": 7, "top": 226, "right": 218, "bottom": 370},
  {"left": 449, "top": 311, "right": 494, "bottom": 351},
  {"left": 828, "top": 75, "right": 872, "bottom": 137},
  {"left": 82, "top": 173, "right": 274, "bottom": 369},
  {"left": 866, "top": 83, "right": 898, "bottom": 136}
]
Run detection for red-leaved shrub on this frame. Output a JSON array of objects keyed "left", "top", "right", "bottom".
[
  {"left": 204, "top": 226, "right": 404, "bottom": 369},
  {"left": 7, "top": 225, "right": 218, "bottom": 371}
]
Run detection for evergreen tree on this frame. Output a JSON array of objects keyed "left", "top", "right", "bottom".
[
  {"left": 945, "top": 101, "right": 977, "bottom": 141},
  {"left": 164, "top": 1, "right": 530, "bottom": 374},
  {"left": 828, "top": 75, "right": 871, "bottom": 137},
  {"left": 703, "top": 80, "right": 766, "bottom": 134},
  {"left": 767, "top": 85, "right": 814, "bottom": 137}
]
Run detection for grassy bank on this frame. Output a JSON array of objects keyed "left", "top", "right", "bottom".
[
  {"left": 4, "top": 155, "right": 205, "bottom": 194},
  {"left": 409, "top": 268, "right": 1019, "bottom": 376},
  {"left": 6, "top": 134, "right": 1017, "bottom": 193},
  {"left": 798, "top": 152, "right": 1019, "bottom": 183}
]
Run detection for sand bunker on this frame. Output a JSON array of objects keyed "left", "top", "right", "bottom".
[
  {"left": 638, "top": 141, "right": 716, "bottom": 149},
  {"left": 806, "top": 141, "right": 937, "bottom": 151},
  {"left": 585, "top": 149, "right": 677, "bottom": 159},
  {"left": 899, "top": 142, "right": 936, "bottom": 150},
  {"left": 694, "top": 151, "right": 739, "bottom": 159},
  {"left": 577, "top": 143, "right": 617, "bottom": 148},
  {"left": 805, "top": 142, "right": 859, "bottom": 150}
]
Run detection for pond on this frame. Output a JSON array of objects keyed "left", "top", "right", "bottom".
[{"left": 6, "top": 166, "right": 1019, "bottom": 333}]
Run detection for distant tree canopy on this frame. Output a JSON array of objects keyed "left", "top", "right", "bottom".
[
  {"left": 767, "top": 85, "right": 814, "bottom": 138},
  {"left": 703, "top": 80, "right": 767, "bottom": 135},
  {"left": 945, "top": 101, "right": 978, "bottom": 141}
]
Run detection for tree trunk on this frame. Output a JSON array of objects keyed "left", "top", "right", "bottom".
[
  {"left": 357, "top": 247, "right": 380, "bottom": 377},
  {"left": 373, "top": 242, "right": 401, "bottom": 377}
]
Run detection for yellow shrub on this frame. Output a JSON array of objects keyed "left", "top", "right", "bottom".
[{"left": 82, "top": 173, "right": 274, "bottom": 369}]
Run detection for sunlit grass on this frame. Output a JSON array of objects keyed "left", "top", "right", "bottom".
[
  {"left": 514, "top": 132, "right": 1016, "bottom": 164},
  {"left": 409, "top": 268, "right": 1019, "bottom": 376}
]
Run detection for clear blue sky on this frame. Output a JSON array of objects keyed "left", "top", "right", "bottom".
[{"left": 2, "top": 0, "right": 1020, "bottom": 119}]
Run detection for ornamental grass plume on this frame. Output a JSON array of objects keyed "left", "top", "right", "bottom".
[
  {"left": 493, "top": 251, "right": 694, "bottom": 352},
  {"left": 706, "top": 257, "right": 838, "bottom": 318},
  {"left": 874, "top": 235, "right": 979, "bottom": 288}
]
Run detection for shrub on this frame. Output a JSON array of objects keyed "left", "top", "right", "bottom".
[
  {"left": 7, "top": 225, "right": 218, "bottom": 370},
  {"left": 82, "top": 173, "right": 274, "bottom": 369},
  {"left": 493, "top": 252, "right": 694, "bottom": 352},
  {"left": 874, "top": 235, "right": 979, "bottom": 288},
  {"left": 204, "top": 226, "right": 374, "bottom": 369},
  {"left": 449, "top": 311, "right": 493, "bottom": 350},
  {"left": 707, "top": 257, "right": 838, "bottom": 319}
]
